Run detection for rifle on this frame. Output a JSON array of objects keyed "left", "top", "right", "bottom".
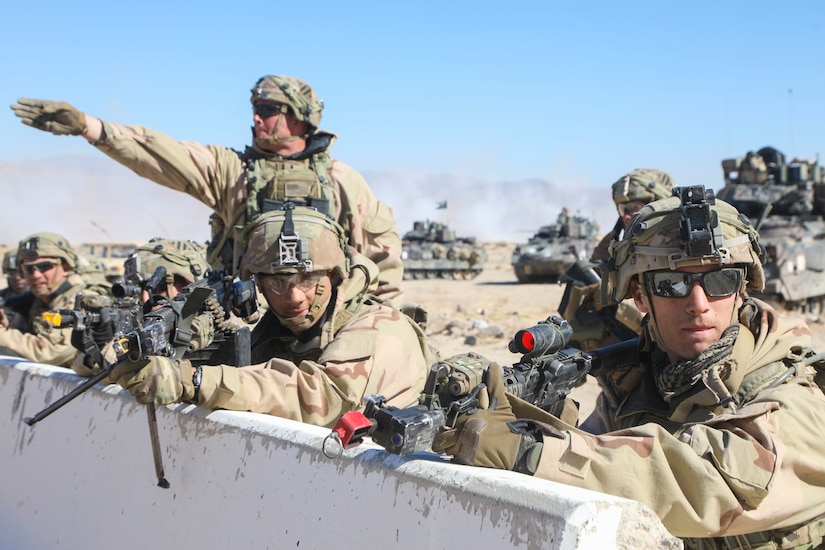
[
  {"left": 24, "top": 268, "right": 260, "bottom": 487},
  {"left": 323, "top": 315, "right": 639, "bottom": 458}
]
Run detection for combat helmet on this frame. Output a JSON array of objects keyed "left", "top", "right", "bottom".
[
  {"left": 612, "top": 168, "right": 676, "bottom": 206},
  {"left": 17, "top": 232, "right": 78, "bottom": 269},
  {"left": 130, "top": 239, "right": 209, "bottom": 285},
  {"left": 2, "top": 250, "right": 18, "bottom": 274},
  {"left": 250, "top": 75, "right": 324, "bottom": 129},
  {"left": 605, "top": 185, "right": 765, "bottom": 306},
  {"left": 237, "top": 203, "right": 349, "bottom": 281}
]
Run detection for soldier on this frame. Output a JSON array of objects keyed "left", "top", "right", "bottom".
[
  {"left": 11, "top": 75, "right": 404, "bottom": 301},
  {"left": 433, "top": 188, "right": 825, "bottom": 547},
  {"left": 70, "top": 238, "right": 212, "bottom": 377},
  {"left": 0, "top": 233, "right": 108, "bottom": 366},
  {"left": 560, "top": 168, "right": 675, "bottom": 350},
  {"left": 107, "top": 205, "right": 433, "bottom": 428},
  {"left": 124, "top": 238, "right": 210, "bottom": 304},
  {"left": 1, "top": 250, "right": 28, "bottom": 299}
]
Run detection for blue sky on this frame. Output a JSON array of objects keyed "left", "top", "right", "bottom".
[{"left": 1, "top": 1, "right": 823, "bottom": 244}]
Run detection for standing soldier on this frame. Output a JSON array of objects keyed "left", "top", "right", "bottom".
[
  {"left": 433, "top": 187, "right": 825, "bottom": 548},
  {"left": 107, "top": 205, "right": 433, "bottom": 428},
  {"left": 0, "top": 233, "right": 108, "bottom": 366},
  {"left": 11, "top": 75, "right": 404, "bottom": 301},
  {"left": 559, "top": 168, "right": 675, "bottom": 350}
]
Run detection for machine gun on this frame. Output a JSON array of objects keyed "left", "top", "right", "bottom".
[
  {"left": 323, "top": 315, "right": 639, "bottom": 458},
  {"left": 24, "top": 268, "right": 261, "bottom": 488}
]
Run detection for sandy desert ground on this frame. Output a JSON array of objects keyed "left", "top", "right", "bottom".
[{"left": 402, "top": 242, "right": 825, "bottom": 419}]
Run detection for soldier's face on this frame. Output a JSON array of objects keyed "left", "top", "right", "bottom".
[
  {"left": 252, "top": 101, "right": 309, "bottom": 149},
  {"left": 617, "top": 200, "right": 647, "bottom": 229},
  {"left": 6, "top": 270, "right": 27, "bottom": 294},
  {"left": 261, "top": 272, "right": 333, "bottom": 334},
  {"left": 22, "top": 257, "right": 67, "bottom": 299},
  {"left": 631, "top": 264, "right": 741, "bottom": 362}
]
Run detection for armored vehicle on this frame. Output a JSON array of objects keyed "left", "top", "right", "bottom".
[
  {"left": 76, "top": 242, "right": 141, "bottom": 283},
  {"left": 401, "top": 221, "right": 487, "bottom": 280},
  {"left": 717, "top": 146, "right": 825, "bottom": 313},
  {"left": 511, "top": 210, "right": 600, "bottom": 283}
]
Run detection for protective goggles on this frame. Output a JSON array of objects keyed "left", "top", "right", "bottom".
[
  {"left": 253, "top": 103, "right": 287, "bottom": 119},
  {"left": 259, "top": 271, "right": 323, "bottom": 296},
  {"left": 644, "top": 268, "right": 744, "bottom": 299},
  {"left": 22, "top": 260, "right": 57, "bottom": 275}
]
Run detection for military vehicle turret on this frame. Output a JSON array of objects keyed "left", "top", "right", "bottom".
[
  {"left": 717, "top": 146, "right": 825, "bottom": 313},
  {"left": 401, "top": 220, "right": 487, "bottom": 280},
  {"left": 511, "top": 209, "right": 600, "bottom": 283}
]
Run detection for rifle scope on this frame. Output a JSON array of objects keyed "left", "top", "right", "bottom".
[
  {"left": 509, "top": 315, "right": 573, "bottom": 358},
  {"left": 113, "top": 266, "right": 168, "bottom": 299}
]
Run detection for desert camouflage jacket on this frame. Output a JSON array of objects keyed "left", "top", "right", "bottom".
[
  {"left": 0, "top": 274, "right": 106, "bottom": 368},
  {"left": 192, "top": 255, "right": 433, "bottom": 428},
  {"left": 91, "top": 121, "right": 404, "bottom": 300},
  {"left": 531, "top": 299, "right": 825, "bottom": 547}
]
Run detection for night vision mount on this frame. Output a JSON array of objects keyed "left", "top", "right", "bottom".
[{"left": 674, "top": 185, "right": 725, "bottom": 258}]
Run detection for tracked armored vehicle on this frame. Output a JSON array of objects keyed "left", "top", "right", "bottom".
[
  {"left": 717, "top": 146, "right": 825, "bottom": 313},
  {"left": 511, "top": 210, "right": 600, "bottom": 283},
  {"left": 401, "top": 221, "right": 487, "bottom": 280}
]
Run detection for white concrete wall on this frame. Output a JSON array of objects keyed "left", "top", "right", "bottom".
[{"left": 0, "top": 357, "right": 682, "bottom": 550}]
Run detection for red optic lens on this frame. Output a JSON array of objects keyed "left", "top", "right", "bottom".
[{"left": 520, "top": 331, "right": 535, "bottom": 352}]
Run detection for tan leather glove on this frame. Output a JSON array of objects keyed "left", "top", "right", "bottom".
[
  {"left": 11, "top": 98, "right": 87, "bottom": 136},
  {"left": 432, "top": 364, "right": 561, "bottom": 473},
  {"left": 110, "top": 356, "right": 195, "bottom": 405}
]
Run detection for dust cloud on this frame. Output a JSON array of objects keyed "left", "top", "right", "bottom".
[{"left": 0, "top": 156, "right": 617, "bottom": 247}]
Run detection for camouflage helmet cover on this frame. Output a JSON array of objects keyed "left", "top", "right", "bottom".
[
  {"left": 2, "top": 250, "right": 18, "bottom": 273},
  {"left": 237, "top": 205, "right": 349, "bottom": 281},
  {"left": 17, "top": 232, "right": 77, "bottom": 269},
  {"left": 605, "top": 188, "right": 765, "bottom": 303},
  {"left": 612, "top": 168, "right": 676, "bottom": 206},
  {"left": 250, "top": 75, "right": 323, "bottom": 129},
  {"left": 133, "top": 239, "right": 209, "bottom": 284}
]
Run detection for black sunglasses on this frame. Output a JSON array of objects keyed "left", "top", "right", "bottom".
[
  {"left": 644, "top": 268, "right": 743, "bottom": 298},
  {"left": 23, "top": 260, "right": 57, "bottom": 275},
  {"left": 253, "top": 103, "right": 286, "bottom": 118}
]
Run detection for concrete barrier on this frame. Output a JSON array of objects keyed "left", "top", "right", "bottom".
[{"left": 0, "top": 357, "right": 682, "bottom": 549}]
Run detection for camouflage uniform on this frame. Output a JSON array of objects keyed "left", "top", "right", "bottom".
[
  {"left": 110, "top": 207, "right": 434, "bottom": 428},
  {"left": 561, "top": 168, "right": 675, "bottom": 350},
  {"left": 438, "top": 190, "right": 825, "bottom": 548},
  {"left": 69, "top": 77, "right": 402, "bottom": 300},
  {"left": 0, "top": 233, "right": 107, "bottom": 367}
]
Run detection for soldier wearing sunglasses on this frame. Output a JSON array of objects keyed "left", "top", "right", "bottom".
[
  {"left": 0, "top": 233, "right": 110, "bottom": 367},
  {"left": 11, "top": 75, "right": 405, "bottom": 302},
  {"left": 107, "top": 205, "right": 435, "bottom": 428},
  {"left": 432, "top": 188, "right": 825, "bottom": 548},
  {"left": 561, "top": 168, "right": 675, "bottom": 351}
]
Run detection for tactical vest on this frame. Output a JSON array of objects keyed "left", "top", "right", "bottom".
[{"left": 206, "top": 147, "right": 336, "bottom": 274}]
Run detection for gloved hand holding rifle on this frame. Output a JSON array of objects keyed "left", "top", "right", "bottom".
[
  {"left": 25, "top": 266, "right": 259, "bottom": 487},
  {"left": 323, "top": 315, "right": 637, "bottom": 465}
]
